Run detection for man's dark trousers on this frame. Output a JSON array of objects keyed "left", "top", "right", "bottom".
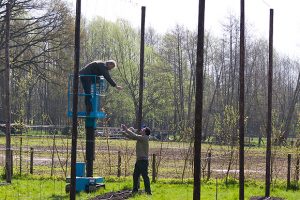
[
  {"left": 80, "top": 76, "right": 92, "bottom": 113},
  {"left": 132, "top": 160, "right": 151, "bottom": 194}
]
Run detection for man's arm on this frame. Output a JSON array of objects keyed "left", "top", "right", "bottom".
[
  {"left": 121, "top": 124, "right": 143, "bottom": 140},
  {"left": 102, "top": 68, "right": 117, "bottom": 87},
  {"left": 98, "top": 63, "right": 122, "bottom": 90}
]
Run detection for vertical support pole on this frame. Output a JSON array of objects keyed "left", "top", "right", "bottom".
[
  {"left": 117, "top": 151, "right": 121, "bottom": 177},
  {"left": 194, "top": 0, "right": 205, "bottom": 199},
  {"left": 207, "top": 152, "right": 211, "bottom": 181},
  {"left": 5, "top": 2, "right": 12, "bottom": 184},
  {"left": 152, "top": 154, "right": 156, "bottom": 182},
  {"left": 70, "top": 0, "right": 81, "bottom": 199},
  {"left": 86, "top": 119, "right": 96, "bottom": 177},
  {"left": 136, "top": 6, "right": 146, "bottom": 130},
  {"left": 265, "top": 9, "right": 274, "bottom": 198},
  {"left": 287, "top": 154, "right": 291, "bottom": 189},
  {"left": 239, "top": 1, "right": 245, "bottom": 199},
  {"left": 30, "top": 147, "right": 34, "bottom": 174}
]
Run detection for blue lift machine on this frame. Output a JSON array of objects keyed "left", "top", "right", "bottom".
[{"left": 66, "top": 75, "right": 106, "bottom": 192}]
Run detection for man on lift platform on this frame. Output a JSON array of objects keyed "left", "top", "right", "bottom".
[{"left": 79, "top": 60, "right": 123, "bottom": 115}]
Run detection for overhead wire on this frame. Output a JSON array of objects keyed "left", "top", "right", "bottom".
[{"left": 261, "top": 0, "right": 271, "bottom": 8}]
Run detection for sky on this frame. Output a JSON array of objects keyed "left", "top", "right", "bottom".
[{"left": 66, "top": 0, "right": 300, "bottom": 59}]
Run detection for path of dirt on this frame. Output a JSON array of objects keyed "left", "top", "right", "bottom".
[
  {"left": 250, "top": 197, "right": 285, "bottom": 200},
  {"left": 89, "top": 190, "right": 132, "bottom": 200}
]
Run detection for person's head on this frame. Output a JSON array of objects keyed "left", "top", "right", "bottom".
[
  {"left": 141, "top": 127, "right": 151, "bottom": 136},
  {"left": 106, "top": 60, "right": 117, "bottom": 70}
]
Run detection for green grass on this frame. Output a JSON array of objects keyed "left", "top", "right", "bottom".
[
  {"left": 0, "top": 175, "right": 131, "bottom": 200},
  {"left": 0, "top": 176, "right": 299, "bottom": 200},
  {"left": 1, "top": 135, "right": 300, "bottom": 199}
]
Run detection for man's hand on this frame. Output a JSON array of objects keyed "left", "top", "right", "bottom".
[
  {"left": 116, "top": 85, "right": 123, "bottom": 90},
  {"left": 121, "top": 124, "right": 128, "bottom": 131}
]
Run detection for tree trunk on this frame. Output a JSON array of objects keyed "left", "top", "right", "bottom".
[{"left": 282, "top": 71, "right": 300, "bottom": 142}]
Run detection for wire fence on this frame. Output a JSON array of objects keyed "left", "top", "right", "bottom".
[{"left": 0, "top": 134, "right": 299, "bottom": 185}]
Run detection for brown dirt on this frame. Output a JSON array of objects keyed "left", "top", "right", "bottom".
[
  {"left": 89, "top": 190, "right": 132, "bottom": 200},
  {"left": 249, "top": 197, "right": 285, "bottom": 200}
]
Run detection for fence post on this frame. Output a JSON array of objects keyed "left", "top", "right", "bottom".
[
  {"left": 11, "top": 150, "right": 13, "bottom": 176},
  {"left": 117, "top": 151, "right": 121, "bottom": 177},
  {"left": 296, "top": 155, "right": 299, "bottom": 183},
  {"left": 287, "top": 153, "right": 291, "bottom": 189},
  {"left": 50, "top": 134, "right": 56, "bottom": 177},
  {"left": 19, "top": 136, "right": 22, "bottom": 175},
  {"left": 215, "top": 178, "right": 218, "bottom": 200},
  {"left": 30, "top": 147, "right": 34, "bottom": 174},
  {"left": 207, "top": 152, "right": 211, "bottom": 181},
  {"left": 152, "top": 154, "right": 156, "bottom": 182}
]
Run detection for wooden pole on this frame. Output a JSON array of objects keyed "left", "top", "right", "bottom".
[
  {"left": 193, "top": 0, "right": 205, "bottom": 199},
  {"left": 265, "top": 9, "right": 274, "bottom": 197},
  {"left": 287, "top": 154, "right": 291, "bottom": 189},
  {"left": 207, "top": 152, "right": 211, "bottom": 181},
  {"left": 5, "top": 2, "right": 12, "bottom": 184},
  {"left": 239, "top": 0, "right": 245, "bottom": 199},
  {"left": 51, "top": 134, "right": 56, "bottom": 176},
  {"left": 19, "top": 136, "right": 22, "bottom": 175},
  {"left": 11, "top": 150, "right": 13, "bottom": 175},
  {"left": 30, "top": 147, "right": 34, "bottom": 174},
  {"left": 216, "top": 178, "right": 218, "bottom": 200},
  {"left": 117, "top": 151, "right": 121, "bottom": 177},
  {"left": 70, "top": 0, "right": 81, "bottom": 199},
  {"left": 136, "top": 6, "right": 146, "bottom": 130},
  {"left": 296, "top": 155, "right": 299, "bottom": 183},
  {"left": 152, "top": 154, "right": 156, "bottom": 182}
]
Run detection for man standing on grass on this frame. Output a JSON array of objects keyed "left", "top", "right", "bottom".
[{"left": 121, "top": 124, "right": 152, "bottom": 195}]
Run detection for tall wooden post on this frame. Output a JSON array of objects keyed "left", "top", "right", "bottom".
[
  {"left": 70, "top": 0, "right": 81, "bottom": 199},
  {"left": 193, "top": 0, "right": 205, "bottom": 199},
  {"left": 136, "top": 6, "right": 146, "bottom": 130},
  {"left": 5, "top": 2, "right": 12, "bottom": 184},
  {"left": 239, "top": 0, "right": 245, "bottom": 199},
  {"left": 265, "top": 9, "right": 274, "bottom": 198}
]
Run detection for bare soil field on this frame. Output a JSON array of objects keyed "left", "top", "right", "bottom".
[{"left": 0, "top": 136, "right": 297, "bottom": 181}]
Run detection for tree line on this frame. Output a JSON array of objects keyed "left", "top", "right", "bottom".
[{"left": 0, "top": 0, "right": 299, "bottom": 144}]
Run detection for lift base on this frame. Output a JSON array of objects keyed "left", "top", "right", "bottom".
[{"left": 65, "top": 176, "right": 105, "bottom": 193}]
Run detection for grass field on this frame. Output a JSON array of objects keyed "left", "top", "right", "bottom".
[
  {"left": 0, "top": 135, "right": 299, "bottom": 199},
  {"left": 0, "top": 176, "right": 299, "bottom": 200}
]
